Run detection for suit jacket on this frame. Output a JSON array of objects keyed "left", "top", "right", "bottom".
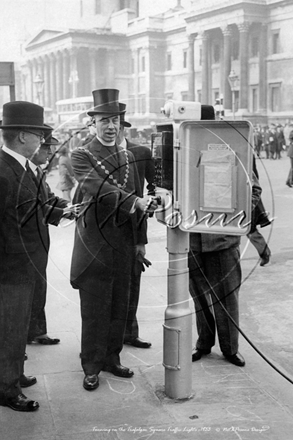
[
  {"left": 0, "top": 149, "right": 50, "bottom": 283},
  {"left": 126, "top": 140, "right": 155, "bottom": 195},
  {"left": 70, "top": 138, "right": 147, "bottom": 285}
]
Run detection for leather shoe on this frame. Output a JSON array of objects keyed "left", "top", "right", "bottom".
[
  {"left": 3, "top": 393, "right": 39, "bottom": 412},
  {"left": 124, "top": 337, "right": 151, "bottom": 349},
  {"left": 102, "top": 364, "right": 134, "bottom": 378},
  {"left": 192, "top": 348, "right": 211, "bottom": 362},
  {"left": 19, "top": 374, "right": 37, "bottom": 388},
  {"left": 260, "top": 248, "right": 271, "bottom": 267},
  {"left": 224, "top": 352, "right": 245, "bottom": 367},
  {"left": 24, "top": 353, "right": 28, "bottom": 361},
  {"left": 28, "top": 335, "right": 60, "bottom": 345},
  {"left": 83, "top": 374, "right": 99, "bottom": 391}
]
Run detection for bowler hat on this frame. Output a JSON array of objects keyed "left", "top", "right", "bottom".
[
  {"left": 43, "top": 135, "right": 60, "bottom": 146},
  {"left": 119, "top": 103, "right": 132, "bottom": 127},
  {"left": 201, "top": 105, "right": 215, "bottom": 121},
  {"left": 0, "top": 101, "right": 52, "bottom": 130},
  {"left": 87, "top": 89, "right": 125, "bottom": 116}
]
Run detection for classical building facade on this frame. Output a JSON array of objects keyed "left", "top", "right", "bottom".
[{"left": 19, "top": 0, "right": 293, "bottom": 126}]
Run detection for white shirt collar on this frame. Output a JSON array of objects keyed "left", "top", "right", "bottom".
[
  {"left": 2, "top": 145, "right": 27, "bottom": 170},
  {"left": 96, "top": 135, "right": 115, "bottom": 147}
]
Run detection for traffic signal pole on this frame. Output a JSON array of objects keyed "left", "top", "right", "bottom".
[{"left": 163, "top": 226, "right": 193, "bottom": 399}]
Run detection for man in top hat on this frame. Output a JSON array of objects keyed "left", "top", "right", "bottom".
[
  {"left": 188, "top": 105, "right": 262, "bottom": 368},
  {"left": 116, "top": 102, "right": 155, "bottom": 349},
  {"left": 0, "top": 101, "right": 53, "bottom": 411},
  {"left": 70, "top": 89, "right": 158, "bottom": 391},
  {"left": 27, "top": 131, "right": 80, "bottom": 346}
]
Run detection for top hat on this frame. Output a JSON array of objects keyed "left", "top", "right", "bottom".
[
  {"left": 0, "top": 101, "right": 52, "bottom": 130},
  {"left": 201, "top": 105, "right": 215, "bottom": 121},
  {"left": 87, "top": 89, "right": 125, "bottom": 116},
  {"left": 119, "top": 103, "right": 131, "bottom": 127}
]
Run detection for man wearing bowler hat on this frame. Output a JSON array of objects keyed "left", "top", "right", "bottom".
[
  {"left": 116, "top": 102, "right": 155, "bottom": 349},
  {"left": 27, "top": 131, "right": 80, "bottom": 347},
  {"left": 70, "top": 89, "right": 158, "bottom": 391},
  {"left": 0, "top": 101, "right": 54, "bottom": 411}
]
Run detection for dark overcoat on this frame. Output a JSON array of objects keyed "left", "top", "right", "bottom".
[
  {"left": 0, "top": 149, "right": 50, "bottom": 401},
  {"left": 70, "top": 138, "right": 147, "bottom": 372}
]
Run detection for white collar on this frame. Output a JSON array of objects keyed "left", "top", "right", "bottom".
[
  {"left": 2, "top": 145, "right": 27, "bottom": 170},
  {"left": 96, "top": 135, "right": 115, "bottom": 147}
]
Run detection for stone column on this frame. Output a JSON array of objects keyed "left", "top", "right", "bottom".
[
  {"left": 258, "top": 23, "right": 267, "bottom": 113},
  {"left": 56, "top": 51, "right": 63, "bottom": 102},
  {"left": 63, "top": 50, "right": 70, "bottom": 99},
  {"left": 107, "top": 49, "right": 116, "bottom": 85},
  {"left": 238, "top": 22, "right": 250, "bottom": 111},
  {"left": 89, "top": 48, "right": 97, "bottom": 92},
  {"left": 222, "top": 26, "right": 232, "bottom": 110},
  {"left": 201, "top": 31, "right": 210, "bottom": 104},
  {"left": 28, "top": 60, "right": 34, "bottom": 102},
  {"left": 49, "top": 53, "right": 57, "bottom": 110},
  {"left": 187, "top": 34, "right": 196, "bottom": 101},
  {"left": 69, "top": 48, "right": 79, "bottom": 98},
  {"left": 31, "top": 59, "right": 38, "bottom": 102},
  {"left": 43, "top": 56, "right": 50, "bottom": 108},
  {"left": 133, "top": 49, "right": 139, "bottom": 113}
]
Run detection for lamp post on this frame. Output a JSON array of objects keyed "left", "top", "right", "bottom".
[
  {"left": 34, "top": 73, "right": 44, "bottom": 105},
  {"left": 228, "top": 70, "right": 239, "bottom": 120},
  {"left": 69, "top": 70, "right": 79, "bottom": 98}
]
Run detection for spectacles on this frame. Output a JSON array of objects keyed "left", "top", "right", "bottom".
[{"left": 23, "top": 130, "right": 45, "bottom": 144}]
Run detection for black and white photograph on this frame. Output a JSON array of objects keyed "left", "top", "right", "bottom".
[{"left": 0, "top": 1, "right": 293, "bottom": 439}]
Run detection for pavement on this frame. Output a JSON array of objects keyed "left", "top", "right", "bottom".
[{"left": 1, "top": 154, "right": 293, "bottom": 440}]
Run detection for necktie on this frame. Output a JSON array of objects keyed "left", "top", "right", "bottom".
[{"left": 25, "top": 160, "right": 38, "bottom": 185}]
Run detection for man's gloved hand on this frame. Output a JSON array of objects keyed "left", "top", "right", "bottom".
[{"left": 137, "top": 253, "right": 152, "bottom": 272}]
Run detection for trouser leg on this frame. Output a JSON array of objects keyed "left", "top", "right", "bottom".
[
  {"left": 78, "top": 249, "right": 132, "bottom": 374},
  {"left": 203, "top": 248, "right": 241, "bottom": 356},
  {"left": 27, "top": 272, "right": 47, "bottom": 340},
  {"left": 188, "top": 250, "right": 216, "bottom": 350},
  {"left": 247, "top": 229, "right": 270, "bottom": 257},
  {"left": 105, "top": 251, "right": 132, "bottom": 365},
  {"left": 0, "top": 281, "right": 35, "bottom": 402},
  {"left": 124, "top": 259, "right": 142, "bottom": 341}
]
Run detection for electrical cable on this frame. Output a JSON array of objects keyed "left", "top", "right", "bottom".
[{"left": 190, "top": 249, "right": 293, "bottom": 385}]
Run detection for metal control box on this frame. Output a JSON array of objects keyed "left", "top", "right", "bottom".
[{"left": 176, "top": 120, "right": 253, "bottom": 235}]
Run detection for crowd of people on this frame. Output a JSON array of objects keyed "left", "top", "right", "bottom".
[
  {"left": 253, "top": 121, "right": 293, "bottom": 188},
  {"left": 0, "top": 89, "right": 282, "bottom": 414}
]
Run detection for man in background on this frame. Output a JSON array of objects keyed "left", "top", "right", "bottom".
[
  {"left": 116, "top": 103, "right": 155, "bottom": 349},
  {"left": 27, "top": 131, "right": 80, "bottom": 346}
]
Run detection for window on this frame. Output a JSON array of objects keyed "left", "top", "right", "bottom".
[
  {"left": 272, "top": 31, "right": 280, "bottom": 54},
  {"left": 197, "top": 90, "right": 202, "bottom": 102},
  {"left": 131, "top": 58, "right": 134, "bottom": 74},
  {"left": 183, "top": 50, "right": 187, "bottom": 68},
  {"left": 199, "top": 47, "right": 202, "bottom": 66},
  {"left": 251, "top": 87, "right": 258, "bottom": 112},
  {"left": 167, "top": 52, "right": 172, "bottom": 71},
  {"left": 80, "top": 0, "right": 83, "bottom": 17},
  {"left": 232, "top": 40, "right": 239, "bottom": 60},
  {"left": 251, "top": 36, "right": 259, "bottom": 57},
  {"left": 213, "top": 43, "right": 220, "bottom": 63},
  {"left": 270, "top": 84, "right": 281, "bottom": 111},
  {"left": 95, "top": 0, "right": 101, "bottom": 14}
]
